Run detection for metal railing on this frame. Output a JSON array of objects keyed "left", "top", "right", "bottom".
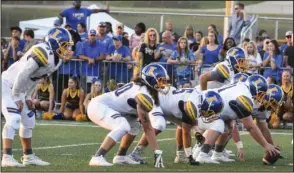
[{"left": 240, "top": 14, "right": 259, "bottom": 42}]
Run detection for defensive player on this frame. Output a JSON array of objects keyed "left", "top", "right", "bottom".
[
  {"left": 87, "top": 63, "right": 168, "bottom": 168},
  {"left": 193, "top": 74, "right": 280, "bottom": 163},
  {"left": 1, "top": 27, "right": 73, "bottom": 167}
]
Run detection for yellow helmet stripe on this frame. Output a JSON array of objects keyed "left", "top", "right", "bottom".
[
  {"left": 238, "top": 96, "right": 253, "bottom": 113},
  {"left": 137, "top": 94, "right": 153, "bottom": 111},
  {"left": 217, "top": 64, "right": 230, "bottom": 79},
  {"left": 186, "top": 101, "right": 196, "bottom": 120},
  {"left": 33, "top": 47, "right": 48, "bottom": 65}
]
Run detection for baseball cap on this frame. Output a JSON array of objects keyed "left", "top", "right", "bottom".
[
  {"left": 113, "top": 35, "right": 122, "bottom": 41},
  {"left": 88, "top": 29, "right": 96, "bottom": 36},
  {"left": 10, "top": 26, "right": 22, "bottom": 33},
  {"left": 65, "top": 24, "right": 72, "bottom": 28},
  {"left": 98, "top": 22, "right": 106, "bottom": 27},
  {"left": 116, "top": 23, "right": 124, "bottom": 29},
  {"left": 285, "top": 31, "right": 293, "bottom": 36},
  {"left": 54, "top": 19, "right": 61, "bottom": 26}
]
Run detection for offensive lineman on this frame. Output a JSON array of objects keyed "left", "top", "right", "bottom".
[{"left": 1, "top": 27, "right": 74, "bottom": 167}]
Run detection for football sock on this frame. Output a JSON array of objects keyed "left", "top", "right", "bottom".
[
  {"left": 24, "top": 149, "right": 33, "bottom": 155},
  {"left": 117, "top": 147, "right": 128, "bottom": 156},
  {"left": 3, "top": 148, "right": 12, "bottom": 155},
  {"left": 133, "top": 145, "right": 144, "bottom": 154},
  {"left": 201, "top": 144, "right": 212, "bottom": 154},
  {"left": 215, "top": 145, "right": 225, "bottom": 152},
  {"left": 177, "top": 145, "right": 183, "bottom": 151},
  {"left": 95, "top": 148, "right": 107, "bottom": 157}
]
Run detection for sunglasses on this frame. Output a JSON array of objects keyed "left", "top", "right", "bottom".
[
  {"left": 265, "top": 41, "right": 270, "bottom": 44},
  {"left": 286, "top": 36, "right": 292, "bottom": 39}
]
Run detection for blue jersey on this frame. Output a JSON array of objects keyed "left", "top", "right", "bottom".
[
  {"left": 97, "top": 35, "right": 113, "bottom": 52},
  {"left": 61, "top": 7, "right": 92, "bottom": 31},
  {"left": 79, "top": 32, "right": 88, "bottom": 42},
  {"left": 200, "top": 45, "right": 222, "bottom": 65}
]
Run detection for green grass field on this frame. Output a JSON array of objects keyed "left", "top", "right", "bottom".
[
  {"left": 1, "top": 119, "right": 293, "bottom": 172},
  {"left": 2, "top": 7, "right": 293, "bottom": 40}
]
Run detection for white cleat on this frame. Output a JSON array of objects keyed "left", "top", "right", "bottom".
[
  {"left": 211, "top": 151, "right": 235, "bottom": 162},
  {"left": 113, "top": 155, "right": 140, "bottom": 165},
  {"left": 196, "top": 152, "right": 220, "bottom": 164},
  {"left": 89, "top": 156, "right": 113, "bottom": 166},
  {"left": 223, "top": 149, "right": 235, "bottom": 158},
  {"left": 1, "top": 154, "right": 25, "bottom": 168},
  {"left": 174, "top": 151, "right": 189, "bottom": 163},
  {"left": 21, "top": 154, "right": 50, "bottom": 166},
  {"left": 192, "top": 145, "right": 202, "bottom": 160}
]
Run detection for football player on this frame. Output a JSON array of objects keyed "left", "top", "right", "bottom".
[
  {"left": 1, "top": 27, "right": 73, "bottom": 167},
  {"left": 193, "top": 74, "right": 280, "bottom": 163},
  {"left": 125, "top": 87, "right": 224, "bottom": 165},
  {"left": 87, "top": 63, "right": 168, "bottom": 168},
  {"left": 197, "top": 47, "right": 249, "bottom": 91}
]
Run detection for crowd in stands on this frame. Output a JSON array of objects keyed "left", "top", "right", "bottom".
[{"left": 0, "top": 2, "right": 293, "bottom": 127}]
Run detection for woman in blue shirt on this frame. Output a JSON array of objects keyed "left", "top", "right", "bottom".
[
  {"left": 168, "top": 37, "right": 196, "bottom": 88},
  {"left": 199, "top": 31, "right": 222, "bottom": 75},
  {"left": 262, "top": 40, "right": 283, "bottom": 85},
  {"left": 208, "top": 24, "right": 223, "bottom": 46}
]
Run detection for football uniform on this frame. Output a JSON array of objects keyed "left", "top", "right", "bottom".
[{"left": 2, "top": 42, "right": 61, "bottom": 131}]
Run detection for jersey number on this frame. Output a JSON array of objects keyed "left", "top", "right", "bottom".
[
  {"left": 172, "top": 88, "right": 194, "bottom": 95},
  {"left": 217, "top": 83, "right": 237, "bottom": 93},
  {"left": 115, "top": 83, "right": 133, "bottom": 97}
]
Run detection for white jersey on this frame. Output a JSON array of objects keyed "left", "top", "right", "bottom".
[
  {"left": 215, "top": 83, "right": 254, "bottom": 121},
  {"left": 92, "top": 82, "right": 153, "bottom": 115},
  {"left": 2, "top": 42, "right": 61, "bottom": 101}
]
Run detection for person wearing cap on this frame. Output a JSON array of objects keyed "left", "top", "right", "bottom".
[
  {"left": 115, "top": 23, "right": 129, "bottom": 47},
  {"left": 106, "top": 35, "right": 132, "bottom": 83},
  {"left": 283, "top": 32, "right": 294, "bottom": 69},
  {"left": 58, "top": 0, "right": 109, "bottom": 32},
  {"left": 280, "top": 31, "right": 293, "bottom": 54},
  {"left": 78, "top": 29, "right": 106, "bottom": 91},
  {"left": 10, "top": 26, "right": 25, "bottom": 50},
  {"left": 97, "top": 22, "right": 113, "bottom": 52},
  {"left": 53, "top": 19, "right": 62, "bottom": 28}
]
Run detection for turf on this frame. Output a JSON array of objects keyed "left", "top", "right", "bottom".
[
  {"left": 1, "top": 119, "right": 293, "bottom": 172},
  {"left": 2, "top": 7, "right": 293, "bottom": 40}
]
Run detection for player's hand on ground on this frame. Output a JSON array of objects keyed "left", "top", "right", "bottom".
[
  {"left": 188, "top": 155, "right": 200, "bottom": 166},
  {"left": 265, "top": 143, "right": 280, "bottom": 157},
  {"left": 237, "top": 148, "right": 245, "bottom": 161},
  {"left": 15, "top": 100, "right": 24, "bottom": 112},
  {"left": 154, "top": 150, "right": 164, "bottom": 168},
  {"left": 25, "top": 100, "right": 33, "bottom": 110}
]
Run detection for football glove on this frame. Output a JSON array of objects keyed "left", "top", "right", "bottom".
[
  {"left": 188, "top": 155, "right": 200, "bottom": 166},
  {"left": 154, "top": 150, "right": 164, "bottom": 168}
]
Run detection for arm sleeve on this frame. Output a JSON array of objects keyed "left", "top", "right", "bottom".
[
  {"left": 60, "top": 9, "right": 68, "bottom": 17},
  {"left": 274, "top": 54, "right": 283, "bottom": 68},
  {"left": 200, "top": 46, "right": 206, "bottom": 54},
  {"left": 209, "top": 63, "right": 230, "bottom": 83},
  {"left": 30, "top": 46, "right": 49, "bottom": 67},
  {"left": 12, "top": 58, "right": 40, "bottom": 101},
  {"left": 87, "top": 9, "right": 93, "bottom": 16},
  {"left": 170, "top": 51, "right": 177, "bottom": 60}
]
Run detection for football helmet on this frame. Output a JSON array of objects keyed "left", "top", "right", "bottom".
[
  {"left": 142, "top": 63, "right": 170, "bottom": 94},
  {"left": 225, "top": 47, "right": 249, "bottom": 73},
  {"left": 233, "top": 72, "right": 249, "bottom": 83},
  {"left": 45, "top": 27, "right": 74, "bottom": 60},
  {"left": 245, "top": 74, "right": 268, "bottom": 105},
  {"left": 199, "top": 90, "right": 224, "bottom": 123},
  {"left": 264, "top": 84, "right": 284, "bottom": 112}
]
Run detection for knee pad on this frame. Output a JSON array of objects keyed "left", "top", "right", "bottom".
[
  {"left": 209, "top": 119, "right": 225, "bottom": 134},
  {"left": 2, "top": 124, "right": 16, "bottom": 140},
  {"left": 19, "top": 125, "right": 32, "bottom": 138},
  {"left": 151, "top": 116, "right": 166, "bottom": 132},
  {"left": 6, "top": 114, "right": 21, "bottom": 130},
  {"left": 128, "top": 121, "right": 141, "bottom": 136},
  {"left": 108, "top": 120, "right": 131, "bottom": 142}
]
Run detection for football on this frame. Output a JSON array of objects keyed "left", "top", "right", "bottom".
[{"left": 262, "top": 147, "right": 281, "bottom": 165}]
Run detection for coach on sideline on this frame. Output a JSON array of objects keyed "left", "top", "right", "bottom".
[{"left": 58, "top": 0, "right": 109, "bottom": 31}]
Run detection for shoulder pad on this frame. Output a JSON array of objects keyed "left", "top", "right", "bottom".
[
  {"left": 229, "top": 95, "right": 254, "bottom": 119},
  {"left": 184, "top": 101, "right": 198, "bottom": 121},
  {"left": 135, "top": 93, "right": 154, "bottom": 112},
  {"left": 31, "top": 46, "right": 49, "bottom": 67},
  {"left": 215, "top": 63, "right": 230, "bottom": 80}
]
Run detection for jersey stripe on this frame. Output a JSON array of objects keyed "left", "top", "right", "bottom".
[
  {"left": 32, "top": 47, "right": 48, "bottom": 66},
  {"left": 237, "top": 95, "right": 253, "bottom": 113},
  {"left": 185, "top": 101, "right": 196, "bottom": 120},
  {"left": 217, "top": 64, "right": 230, "bottom": 79},
  {"left": 137, "top": 93, "right": 153, "bottom": 111}
]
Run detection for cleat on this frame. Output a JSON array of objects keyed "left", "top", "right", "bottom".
[
  {"left": 21, "top": 154, "right": 50, "bottom": 166},
  {"left": 1, "top": 154, "right": 25, "bottom": 168},
  {"left": 113, "top": 155, "right": 140, "bottom": 165},
  {"left": 192, "top": 145, "right": 202, "bottom": 160},
  {"left": 223, "top": 149, "right": 235, "bottom": 158},
  {"left": 196, "top": 152, "right": 220, "bottom": 164},
  {"left": 211, "top": 151, "right": 235, "bottom": 162},
  {"left": 174, "top": 151, "right": 189, "bottom": 163},
  {"left": 89, "top": 156, "right": 113, "bottom": 166},
  {"left": 129, "top": 152, "right": 147, "bottom": 164}
]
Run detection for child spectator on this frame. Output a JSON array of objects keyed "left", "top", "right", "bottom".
[{"left": 77, "top": 22, "right": 88, "bottom": 41}]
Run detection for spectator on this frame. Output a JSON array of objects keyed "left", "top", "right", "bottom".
[
  {"left": 208, "top": 24, "right": 223, "bottom": 46},
  {"left": 284, "top": 32, "right": 294, "bottom": 69},
  {"left": 168, "top": 37, "right": 196, "bottom": 88},
  {"left": 77, "top": 22, "right": 88, "bottom": 41},
  {"left": 19, "top": 29, "right": 38, "bottom": 56},
  {"left": 182, "top": 80, "right": 192, "bottom": 88},
  {"left": 245, "top": 41, "right": 262, "bottom": 75},
  {"left": 58, "top": 0, "right": 109, "bottom": 31},
  {"left": 10, "top": 26, "right": 25, "bottom": 50},
  {"left": 132, "top": 33, "right": 145, "bottom": 78},
  {"left": 263, "top": 40, "right": 283, "bottom": 84},
  {"left": 255, "top": 36, "right": 264, "bottom": 52},
  {"left": 160, "top": 20, "right": 180, "bottom": 43},
  {"left": 280, "top": 31, "right": 293, "bottom": 54},
  {"left": 199, "top": 31, "right": 222, "bottom": 75},
  {"left": 259, "top": 38, "right": 271, "bottom": 60},
  {"left": 106, "top": 35, "right": 132, "bottom": 83},
  {"left": 65, "top": 24, "right": 73, "bottom": 31},
  {"left": 96, "top": 22, "right": 113, "bottom": 52},
  {"left": 258, "top": 29, "right": 268, "bottom": 39},
  {"left": 138, "top": 28, "right": 159, "bottom": 68},
  {"left": 227, "top": 2, "right": 251, "bottom": 45},
  {"left": 115, "top": 23, "right": 129, "bottom": 47},
  {"left": 53, "top": 18, "right": 62, "bottom": 28},
  {"left": 3, "top": 36, "right": 22, "bottom": 67},
  {"left": 59, "top": 75, "right": 85, "bottom": 120},
  {"left": 272, "top": 70, "right": 293, "bottom": 129},
  {"left": 83, "top": 78, "right": 102, "bottom": 110},
  {"left": 78, "top": 29, "right": 106, "bottom": 92},
  {"left": 154, "top": 31, "right": 177, "bottom": 82},
  {"left": 183, "top": 24, "right": 196, "bottom": 49},
  {"left": 32, "top": 76, "right": 55, "bottom": 118},
  {"left": 129, "top": 22, "right": 146, "bottom": 51},
  {"left": 190, "top": 31, "right": 203, "bottom": 52},
  {"left": 241, "top": 38, "right": 250, "bottom": 49},
  {"left": 219, "top": 37, "right": 236, "bottom": 61},
  {"left": 105, "top": 22, "right": 114, "bottom": 38},
  {"left": 1, "top": 38, "right": 8, "bottom": 71},
  {"left": 123, "top": 32, "right": 129, "bottom": 40}
]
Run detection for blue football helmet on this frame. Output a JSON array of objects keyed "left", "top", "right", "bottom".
[
  {"left": 233, "top": 73, "right": 249, "bottom": 83},
  {"left": 245, "top": 74, "right": 268, "bottom": 104},
  {"left": 225, "top": 47, "right": 249, "bottom": 73},
  {"left": 264, "top": 84, "right": 284, "bottom": 112},
  {"left": 45, "top": 27, "right": 73, "bottom": 60},
  {"left": 142, "top": 63, "right": 170, "bottom": 93},
  {"left": 199, "top": 90, "right": 224, "bottom": 123}
]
